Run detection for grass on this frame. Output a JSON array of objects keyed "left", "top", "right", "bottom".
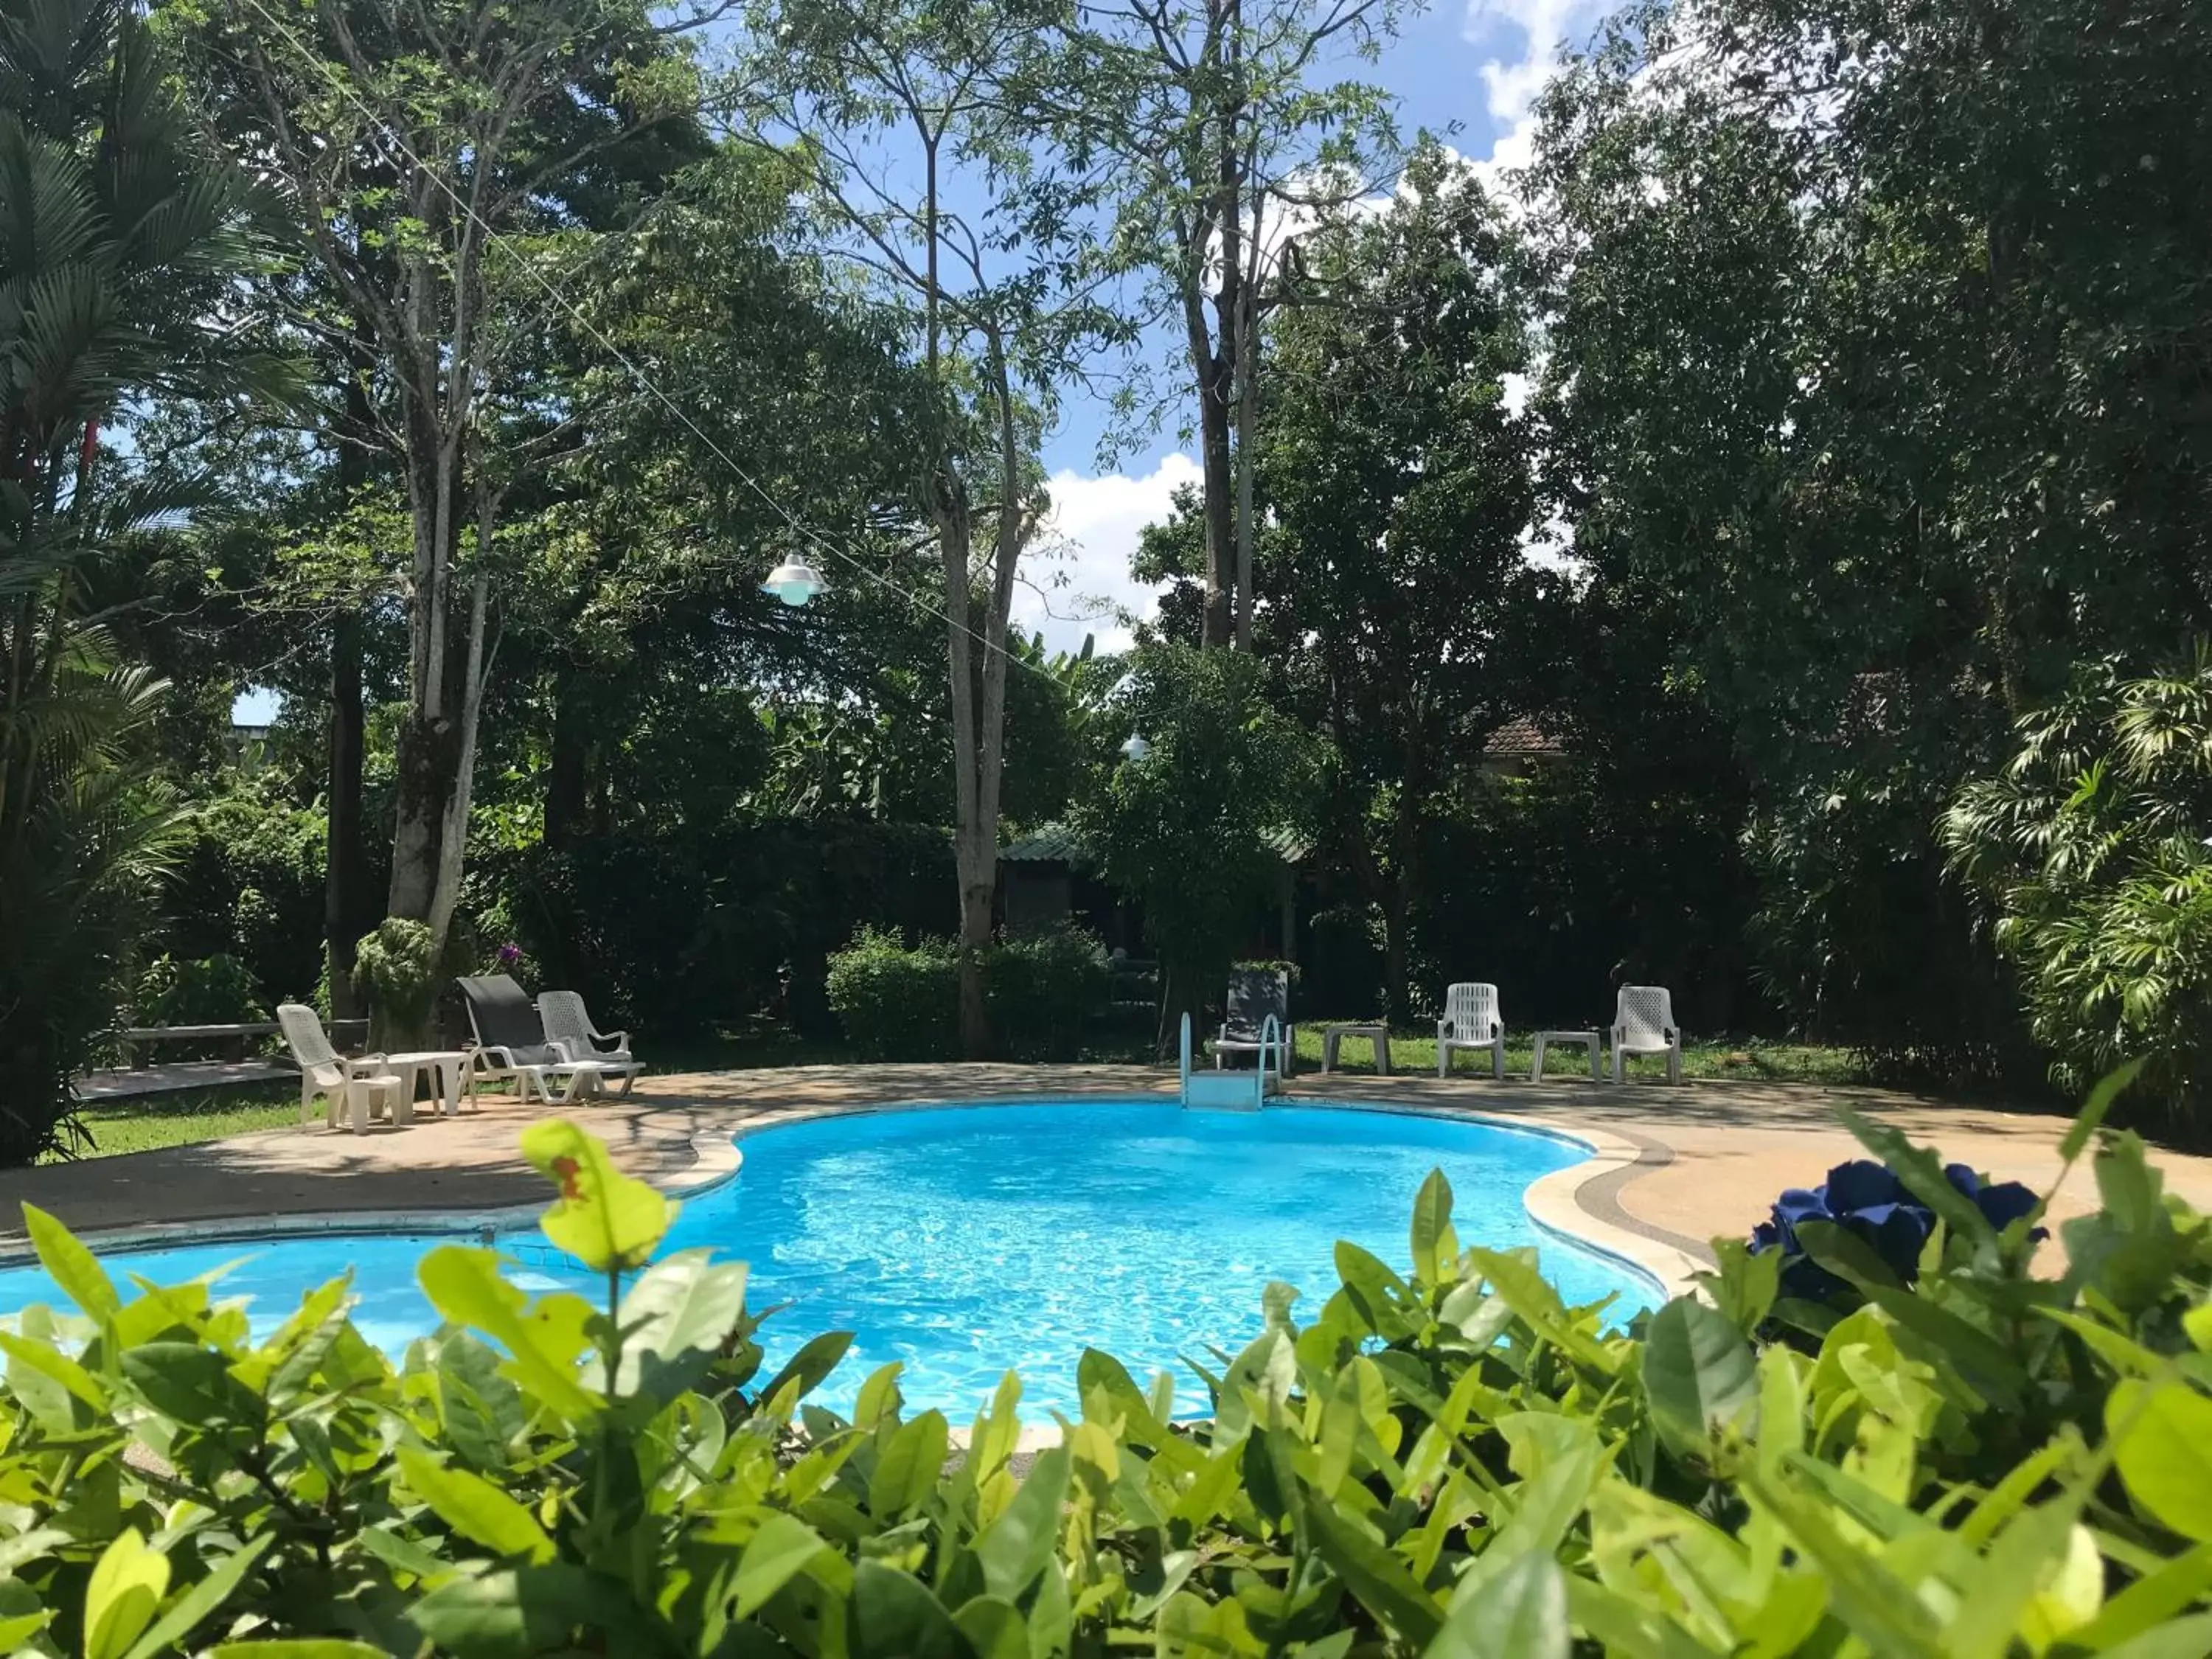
[
  {"left": 62, "top": 1085, "right": 298, "bottom": 1161},
  {"left": 1288, "top": 1023, "right": 1870, "bottom": 1085},
  {"left": 52, "top": 1021, "right": 1867, "bottom": 1164}
]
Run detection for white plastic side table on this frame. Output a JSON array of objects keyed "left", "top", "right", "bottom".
[
  {"left": 1531, "top": 1029, "right": 1603, "bottom": 1082},
  {"left": 386, "top": 1050, "right": 468, "bottom": 1116}
]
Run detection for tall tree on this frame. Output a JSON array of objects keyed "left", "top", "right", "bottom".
[
  {"left": 1260, "top": 142, "right": 1540, "bottom": 1014},
  {"left": 0, "top": 0, "right": 291, "bottom": 1159},
  {"left": 1528, "top": 0, "right": 2212, "bottom": 1060},
  {"left": 1067, "top": 0, "right": 1411, "bottom": 647},
  {"left": 167, "top": 0, "right": 710, "bottom": 984},
  {"left": 735, "top": 0, "right": 1117, "bottom": 1054}
]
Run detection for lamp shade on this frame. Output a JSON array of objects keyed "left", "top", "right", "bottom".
[
  {"left": 1120, "top": 732, "right": 1152, "bottom": 763},
  {"left": 762, "top": 556, "right": 827, "bottom": 608}
]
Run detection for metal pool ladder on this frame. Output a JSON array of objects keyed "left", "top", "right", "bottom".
[{"left": 1178, "top": 1011, "right": 1279, "bottom": 1110}]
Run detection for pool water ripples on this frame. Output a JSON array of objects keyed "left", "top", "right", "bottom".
[{"left": 0, "top": 1100, "right": 1657, "bottom": 1416}]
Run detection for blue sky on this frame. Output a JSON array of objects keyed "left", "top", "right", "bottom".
[
  {"left": 236, "top": 0, "right": 1601, "bottom": 723},
  {"left": 1020, "top": 0, "right": 1605, "bottom": 654}
]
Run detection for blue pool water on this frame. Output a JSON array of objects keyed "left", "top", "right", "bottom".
[{"left": 0, "top": 1101, "right": 1654, "bottom": 1416}]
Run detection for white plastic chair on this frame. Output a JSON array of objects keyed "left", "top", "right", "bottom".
[
  {"left": 1436, "top": 983, "right": 1504, "bottom": 1079},
  {"left": 1610, "top": 985, "right": 1683, "bottom": 1083},
  {"left": 277, "top": 1004, "right": 404, "bottom": 1132},
  {"left": 537, "top": 991, "right": 642, "bottom": 1096}
]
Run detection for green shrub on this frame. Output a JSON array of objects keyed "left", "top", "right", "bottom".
[
  {"left": 131, "top": 952, "right": 262, "bottom": 1028},
  {"left": 1944, "top": 651, "right": 2212, "bottom": 1133},
  {"left": 5, "top": 1088, "right": 2208, "bottom": 1656},
  {"left": 981, "top": 924, "right": 1111, "bottom": 1060},
  {"left": 352, "top": 917, "right": 440, "bottom": 1049},
  {"left": 824, "top": 925, "right": 960, "bottom": 1058},
  {"left": 828, "top": 925, "right": 1116, "bottom": 1060}
]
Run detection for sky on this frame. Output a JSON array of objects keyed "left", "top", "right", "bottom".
[
  {"left": 234, "top": 0, "right": 1610, "bottom": 724},
  {"left": 1015, "top": 0, "right": 1613, "bottom": 655}
]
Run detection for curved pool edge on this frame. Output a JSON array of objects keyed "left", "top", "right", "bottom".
[{"left": 0, "top": 1093, "right": 1704, "bottom": 1306}]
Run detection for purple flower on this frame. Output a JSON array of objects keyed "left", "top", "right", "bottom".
[
  {"left": 496, "top": 942, "right": 523, "bottom": 967},
  {"left": 1749, "top": 1158, "right": 2045, "bottom": 1304}
]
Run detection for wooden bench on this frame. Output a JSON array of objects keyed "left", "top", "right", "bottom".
[{"left": 119, "top": 1019, "right": 367, "bottom": 1068}]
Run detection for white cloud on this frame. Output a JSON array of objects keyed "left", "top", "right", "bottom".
[
  {"left": 1014, "top": 452, "right": 1202, "bottom": 656},
  {"left": 1462, "top": 0, "right": 1618, "bottom": 195}
]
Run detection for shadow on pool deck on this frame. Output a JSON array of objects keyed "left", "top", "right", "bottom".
[{"left": 6, "top": 1062, "right": 2209, "bottom": 1273}]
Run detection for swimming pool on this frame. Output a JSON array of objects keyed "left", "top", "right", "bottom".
[{"left": 0, "top": 1099, "right": 1656, "bottom": 1415}]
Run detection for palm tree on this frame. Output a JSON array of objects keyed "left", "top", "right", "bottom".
[{"left": 0, "top": 0, "right": 293, "bottom": 1162}]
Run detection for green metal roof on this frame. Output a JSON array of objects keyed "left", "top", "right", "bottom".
[
  {"left": 1000, "top": 823, "right": 1088, "bottom": 863},
  {"left": 1000, "top": 822, "right": 1308, "bottom": 865}
]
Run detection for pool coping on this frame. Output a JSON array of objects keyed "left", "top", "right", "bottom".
[{"left": 0, "top": 1093, "right": 1703, "bottom": 1304}]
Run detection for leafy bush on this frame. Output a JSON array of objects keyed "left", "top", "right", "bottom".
[
  {"left": 824, "top": 925, "right": 960, "bottom": 1058},
  {"left": 352, "top": 917, "right": 440, "bottom": 1049},
  {"left": 981, "top": 924, "right": 1110, "bottom": 1061},
  {"left": 156, "top": 785, "right": 330, "bottom": 1007},
  {"left": 829, "top": 925, "right": 1114, "bottom": 1060},
  {"left": 1, "top": 1086, "right": 2211, "bottom": 1655},
  {"left": 1944, "top": 651, "right": 2212, "bottom": 1133},
  {"left": 480, "top": 818, "right": 956, "bottom": 1041},
  {"left": 131, "top": 953, "right": 263, "bottom": 1029}
]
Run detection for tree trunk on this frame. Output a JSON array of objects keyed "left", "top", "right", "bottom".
[
  {"left": 935, "top": 486, "right": 994, "bottom": 1059},
  {"left": 1233, "top": 310, "right": 1258, "bottom": 653},
  {"left": 387, "top": 420, "right": 456, "bottom": 928},
  {"left": 1155, "top": 959, "right": 1205, "bottom": 1063},
  {"left": 324, "top": 610, "right": 367, "bottom": 1018},
  {"left": 324, "top": 332, "right": 374, "bottom": 1020},
  {"left": 1198, "top": 362, "right": 1236, "bottom": 648},
  {"left": 545, "top": 662, "right": 587, "bottom": 850}
]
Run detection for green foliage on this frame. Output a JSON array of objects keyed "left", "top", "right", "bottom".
[
  {"left": 1073, "top": 643, "right": 1318, "bottom": 1046},
  {"left": 825, "top": 927, "right": 961, "bottom": 1060},
  {"left": 825, "top": 923, "right": 1108, "bottom": 1061},
  {"left": 131, "top": 955, "right": 262, "bottom": 1029},
  {"left": 978, "top": 924, "right": 1111, "bottom": 1062},
  {"left": 482, "top": 819, "right": 957, "bottom": 1042},
  {"left": 1944, "top": 653, "right": 2212, "bottom": 1131},
  {"left": 158, "top": 785, "right": 330, "bottom": 1008},
  {"left": 0, "top": 0, "right": 289, "bottom": 1166},
  {"left": 351, "top": 919, "right": 440, "bottom": 1049},
  {"left": 1528, "top": 0, "right": 2212, "bottom": 1072},
  {"left": 1260, "top": 140, "right": 1545, "bottom": 1017},
  {"left": 3, "top": 1097, "right": 2212, "bottom": 1654}
]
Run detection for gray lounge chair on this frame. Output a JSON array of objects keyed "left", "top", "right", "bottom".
[
  {"left": 1210, "top": 967, "right": 1293, "bottom": 1080},
  {"left": 536, "top": 990, "right": 642, "bottom": 1096},
  {"left": 456, "top": 975, "right": 608, "bottom": 1104}
]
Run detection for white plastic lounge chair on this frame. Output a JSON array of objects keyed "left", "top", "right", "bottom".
[
  {"left": 1610, "top": 984, "right": 1683, "bottom": 1083},
  {"left": 457, "top": 975, "right": 609, "bottom": 1104},
  {"left": 277, "top": 1003, "right": 405, "bottom": 1133},
  {"left": 536, "top": 991, "right": 642, "bottom": 1096},
  {"left": 1210, "top": 968, "right": 1293, "bottom": 1081},
  {"left": 1436, "top": 982, "right": 1505, "bottom": 1079}
]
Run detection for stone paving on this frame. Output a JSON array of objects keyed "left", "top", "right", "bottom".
[{"left": 6, "top": 1064, "right": 2211, "bottom": 1272}]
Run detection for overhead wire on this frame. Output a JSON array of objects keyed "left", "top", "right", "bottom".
[{"left": 224, "top": 0, "right": 1091, "bottom": 690}]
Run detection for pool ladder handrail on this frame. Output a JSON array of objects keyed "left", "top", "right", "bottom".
[{"left": 1178, "top": 1011, "right": 1277, "bottom": 1109}]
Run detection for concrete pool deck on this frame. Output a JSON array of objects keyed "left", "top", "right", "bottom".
[{"left": 6, "top": 1065, "right": 2211, "bottom": 1293}]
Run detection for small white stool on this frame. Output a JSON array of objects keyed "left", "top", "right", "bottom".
[
  {"left": 341, "top": 1072, "right": 406, "bottom": 1133},
  {"left": 1531, "top": 1029, "right": 1603, "bottom": 1082}
]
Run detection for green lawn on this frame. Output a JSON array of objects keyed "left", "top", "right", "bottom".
[
  {"left": 1288, "top": 1023, "right": 1868, "bottom": 1085},
  {"left": 63, "top": 1087, "right": 299, "bottom": 1160},
  {"left": 55, "top": 1024, "right": 1864, "bottom": 1163}
]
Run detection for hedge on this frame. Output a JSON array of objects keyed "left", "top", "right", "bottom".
[{"left": 0, "top": 1083, "right": 2207, "bottom": 1655}]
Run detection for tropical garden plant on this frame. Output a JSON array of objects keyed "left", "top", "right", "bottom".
[
  {"left": 0, "top": 0, "right": 291, "bottom": 1161},
  {"left": 1, "top": 1080, "right": 2209, "bottom": 1654},
  {"left": 1944, "top": 653, "right": 2212, "bottom": 1136}
]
